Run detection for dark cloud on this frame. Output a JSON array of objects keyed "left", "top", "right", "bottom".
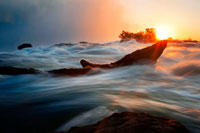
[
  {"left": 0, "top": 0, "right": 55, "bottom": 23},
  {"left": 0, "top": 0, "right": 126, "bottom": 51},
  {"left": 0, "top": 0, "right": 61, "bottom": 51}
]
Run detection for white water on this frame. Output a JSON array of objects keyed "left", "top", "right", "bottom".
[{"left": 0, "top": 40, "right": 200, "bottom": 133}]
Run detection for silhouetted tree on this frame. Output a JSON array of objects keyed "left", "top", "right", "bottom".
[{"left": 119, "top": 28, "right": 157, "bottom": 43}]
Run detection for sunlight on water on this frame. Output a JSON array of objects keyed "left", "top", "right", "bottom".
[{"left": 0, "top": 40, "right": 200, "bottom": 132}]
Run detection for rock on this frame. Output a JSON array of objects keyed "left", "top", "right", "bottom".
[
  {"left": 0, "top": 66, "right": 93, "bottom": 76},
  {"left": 18, "top": 43, "right": 32, "bottom": 50},
  {"left": 0, "top": 66, "right": 40, "bottom": 75},
  {"left": 65, "top": 112, "right": 190, "bottom": 133},
  {"left": 2, "top": 41, "right": 167, "bottom": 76},
  {"left": 0, "top": 66, "right": 91, "bottom": 76},
  {"left": 183, "top": 40, "right": 198, "bottom": 43},
  {"left": 54, "top": 43, "right": 74, "bottom": 47},
  {"left": 171, "top": 43, "right": 200, "bottom": 48},
  {"left": 48, "top": 68, "right": 91, "bottom": 76},
  {"left": 80, "top": 40, "right": 168, "bottom": 68},
  {"left": 79, "top": 41, "right": 88, "bottom": 44}
]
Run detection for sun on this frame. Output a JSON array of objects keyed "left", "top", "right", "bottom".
[{"left": 155, "top": 26, "right": 172, "bottom": 40}]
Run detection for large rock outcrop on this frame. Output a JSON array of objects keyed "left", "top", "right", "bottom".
[
  {"left": 80, "top": 40, "right": 168, "bottom": 68},
  {"left": 65, "top": 112, "right": 190, "bottom": 133}
]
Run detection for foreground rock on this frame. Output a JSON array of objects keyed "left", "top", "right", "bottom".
[
  {"left": 65, "top": 112, "right": 190, "bottom": 133},
  {"left": 18, "top": 43, "right": 32, "bottom": 50}
]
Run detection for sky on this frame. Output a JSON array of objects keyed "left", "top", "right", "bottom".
[{"left": 0, "top": 0, "right": 200, "bottom": 51}]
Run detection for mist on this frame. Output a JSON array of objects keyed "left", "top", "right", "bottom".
[{"left": 0, "top": 0, "right": 127, "bottom": 51}]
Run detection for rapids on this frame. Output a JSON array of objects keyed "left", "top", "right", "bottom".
[{"left": 0, "top": 41, "right": 200, "bottom": 133}]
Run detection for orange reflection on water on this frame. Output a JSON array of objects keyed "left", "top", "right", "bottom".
[
  {"left": 105, "top": 93, "right": 182, "bottom": 111},
  {"left": 185, "top": 109, "right": 200, "bottom": 120},
  {"left": 164, "top": 48, "right": 185, "bottom": 59},
  {"left": 171, "top": 60, "right": 200, "bottom": 77}
]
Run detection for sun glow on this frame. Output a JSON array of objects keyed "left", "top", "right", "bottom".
[{"left": 156, "top": 26, "right": 172, "bottom": 40}]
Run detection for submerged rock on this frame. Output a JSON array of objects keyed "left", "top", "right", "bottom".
[
  {"left": 18, "top": 43, "right": 32, "bottom": 50},
  {"left": 65, "top": 112, "right": 190, "bottom": 133}
]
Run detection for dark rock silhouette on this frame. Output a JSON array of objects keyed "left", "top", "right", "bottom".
[
  {"left": 171, "top": 43, "right": 200, "bottom": 48},
  {"left": 79, "top": 41, "right": 88, "bottom": 44},
  {"left": 54, "top": 43, "right": 74, "bottom": 47},
  {"left": 18, "top": 43, "right": 32, "bottom": 50},
  {"left": 81, "top": 40, "right": 168, "bottom": 68},
  {"left": 0, "top": 66, "right": 40, "bottom": 75},
  {"left": 65, "top": 112, "right": 190, "bottom": 133},
  {"left": 183, "top": 39, "right": 198, "bottom": 43},
  {"left": 0, "top": 41, "right": 167, "bottom": 76},
  {"left": 0, "top": 66, "right": 93, "bottom": 76},
  {"left": 48, "top": 68, "right": 91, "bottom": 76}
]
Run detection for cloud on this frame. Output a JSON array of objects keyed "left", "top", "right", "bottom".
[
  {"left": 0, "top": 0, "right": 55, "bottom": 23},
  {"left": 0, "top": 0, "right": 128, "bottom": 51}
]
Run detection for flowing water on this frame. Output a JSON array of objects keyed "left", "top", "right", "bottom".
[{"left": 0, "top": 41, "right": 200, "bottom": 133}]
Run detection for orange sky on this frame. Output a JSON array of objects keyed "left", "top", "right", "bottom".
[
  {"left": 119, "top": 0, "right": 200, "bottom": 40},
  {"left": 1, "top": 0, "right": 200, "bottom": 51},
  {"left": 61, "top": 0, "right": 200, "bottom": 42}
]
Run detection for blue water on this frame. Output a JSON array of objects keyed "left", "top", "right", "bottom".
[{"left": 0, "top": 41, "right": 200, "bottom": 133}]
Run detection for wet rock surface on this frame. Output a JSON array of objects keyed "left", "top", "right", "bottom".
[{"left": 65, "top": 112, "right": 190, "bottom": 133}]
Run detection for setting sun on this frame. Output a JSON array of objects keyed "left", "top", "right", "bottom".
[{"left": 156, "top": 26, "right": 172, "bottom": 40}]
